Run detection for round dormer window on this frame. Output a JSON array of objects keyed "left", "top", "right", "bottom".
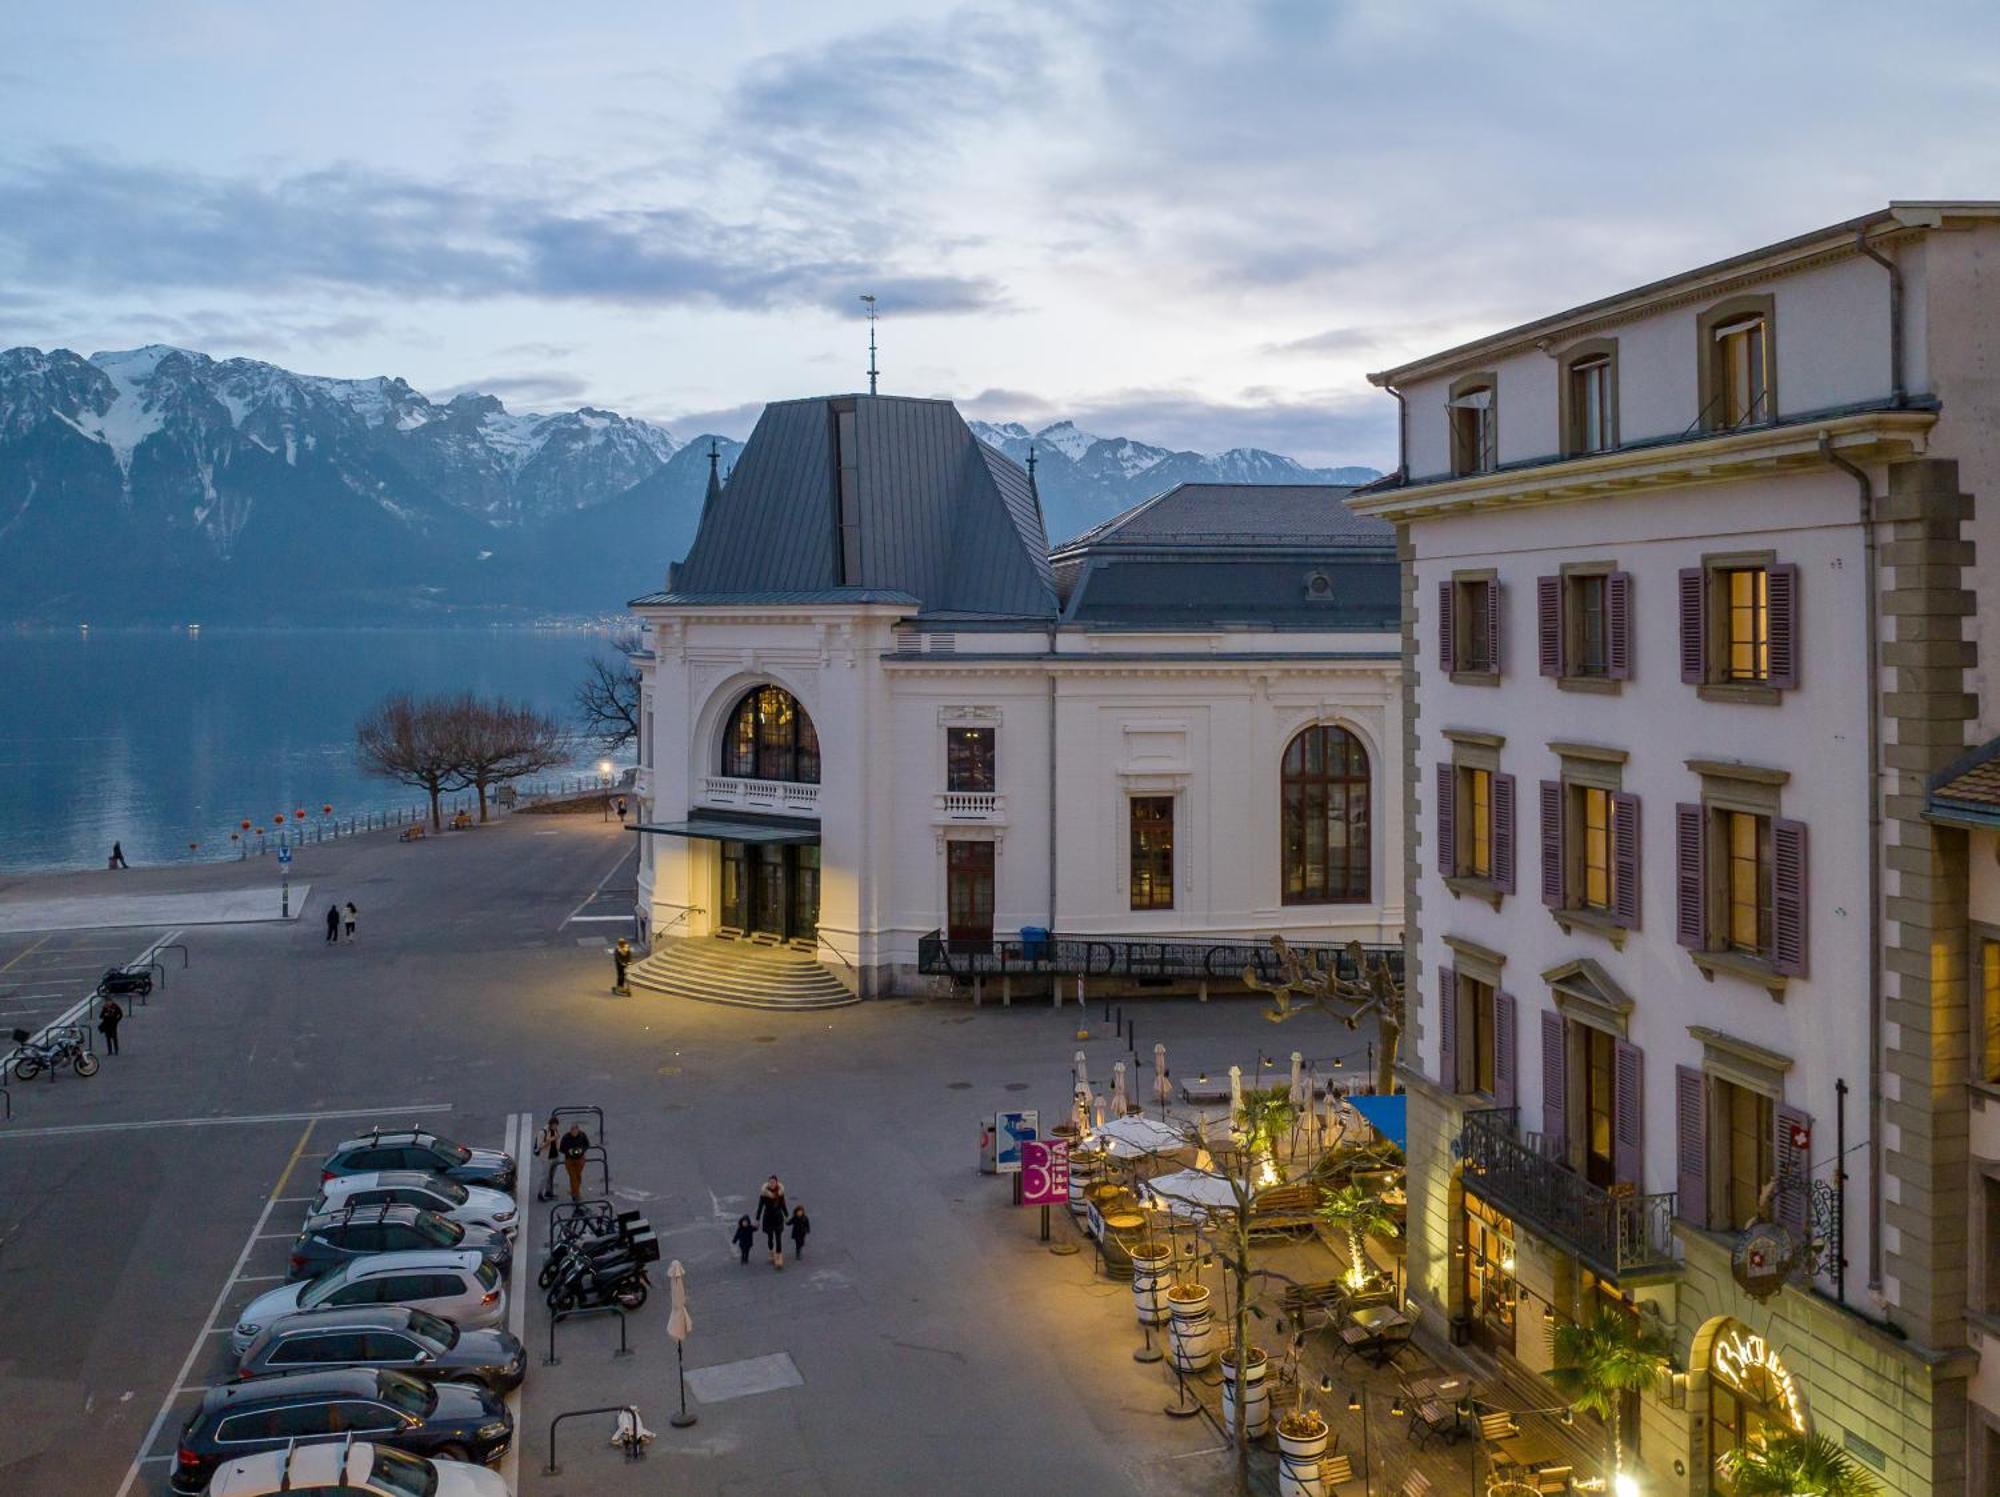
[{"left": 1305, "top": 571, "right": 1333, "bottom": 598}]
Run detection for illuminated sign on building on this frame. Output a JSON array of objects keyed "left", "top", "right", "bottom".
[{"left": 1710, "top": 1327, "right": 1808, "bottom": 1434}]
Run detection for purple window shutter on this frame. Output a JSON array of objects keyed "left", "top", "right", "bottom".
[
  {"left": 1675, "top": 803, "right": 1706, "bottom": 949},
  {"left": 1772, "top": 819, "right": 1809, "bottom": 975},
  {"left": 1438, "top": 967, "right": 1458, "bottom": 1091},
  {"left": 1613, "top": 1040, "right": 1644, "bottom": 1191},
  {"left": 1492, "top": 773, "right": 1516, "bottom": 895},
  {"left": 1487, "top": 580, "right": 1503, "bottom": 675},
  {"left": 1678, "top": 567, "right": 1707, "bottom": 684},
  {"left": 1612, "top": 791, "right": 1641, "bottom": 929},
  {"left": 1438, "top": 580, "right": 1456, "bottom": 673},
  {"left": 1774, "top": 1103, "right": 1812, "bottom": 1235},
  {"left": 1540, "top": 780, "right": 1565, "bottom": 908},
  {"left": 1435, "top": 764, "right": 1456, "bottom": 877},
  {"left": 1606, "top": 571, "right": 1633, "bottom": 680},
  {"left": 1540, "top": 1011, "right": 1567, "bottom": 1147},
  {"left": 1537, "top": 575, "right": 1563, "bottom": 677},
  {"left": 1493, "top": 991, "right": 1517, "bottom": 1109},
  {"left": 1675, "top": 1065, "right": 1708, "bottom": 1228},
  {"left": 1767, "top": 563, "right": 1800, "bottom": 689}
]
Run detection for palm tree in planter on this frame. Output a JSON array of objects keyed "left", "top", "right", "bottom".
[
  {"left": 1318, "top": 1182, "right": 1398, "bottom": 1291},
  {"left": 1545, "top": 1306, "right": 1670, "bottom": 1492},
  {"left": 1717, "top": 1431, "right": 1881, "bottom": 1497},
  {"left": 1237, "top": 1084, "right": 1297, "bottom": 1188}
]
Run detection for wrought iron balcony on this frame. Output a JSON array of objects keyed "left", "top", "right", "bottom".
[
  {"left": 1457, "top": 1108, "right": 1680, "bottom": 1281},
  {"left": 698, "top": 776, "right": 820, "bottom": 815},
  {"left": 917, "top": 930, "right": 1403, "bottom": 984}
]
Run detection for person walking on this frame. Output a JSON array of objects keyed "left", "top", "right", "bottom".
[
  {"left": 535, "top": 1115, "right": 561, "bottom": 1201},
  {"left": 559, "top": 1120, "right": 592, "bottom": 1201},
  {"left": 731, "top": 1215, "right": 755, "bottom": 1265},
  {"left": 756, "top": 1175, "right": 788, "bottom": 1268},
  {"left": 343, "top": 902, "right": 358, "bottom": 941},
  {"left": 788, "top": 1204, "right": 811, "bottom": 1261},
  {"left": 325, "top": 904, "right": 341, "bottom": 944},
  {"left": 97, "top": 996, "right": 123, "bottom": 1056},
  {"left": 108, "top": 841, "right": 128, "bottom": 870},
  {"left": 612, "top": 937, "right": 633, "bottom": 996}
]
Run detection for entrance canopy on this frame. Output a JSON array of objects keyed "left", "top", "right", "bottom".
[{"left": 635, "top": 819, "right": 819, "bottom": 845}]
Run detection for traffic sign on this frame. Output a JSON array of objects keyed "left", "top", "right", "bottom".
[{"left": 277, "top": 846, "right": 293, "bottom": 866}]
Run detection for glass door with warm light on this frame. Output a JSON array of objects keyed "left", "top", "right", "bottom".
[
  {"left": 1462, "top": 1194, "right": 1516, "bottom": 1355},
  {"left": 718, "top": 841, "right": 751, "bottom": 932},
  {"left": 752, "top": 845, "right": 788, "bottom": 938},
  {"left": 790, "top": 844, "right": 820, "bottom": 942},
  {"left": 946, "top": 840, "right": 995, "bottom": 947}
]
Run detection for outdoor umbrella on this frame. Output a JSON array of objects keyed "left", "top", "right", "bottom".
[
  {"left": 1152, "top": 1042, "right": 1171, "bottom": 1108},
  {"left": 667, "top": 1260, "right": 696, "bottom": 1427},
  {"left": 1074, "top": 1050, "right": 1089, "bottom": 1093},
  {"left": 1289, "top": 1051, "right": 1306, "bottom": 1110},
  {"left": 1094, "top": 1113, "right": 1184, "bottom": 1159},
  {"left": 1229, "top": 1064, "right": 1244, "bottom": 1116},
  {"left": 1144, "top": 1167, "right": 1242, "bottom": 1218},
  {"left": 1111, "top": 1061, "right": 1128, "bottom": 1117}
]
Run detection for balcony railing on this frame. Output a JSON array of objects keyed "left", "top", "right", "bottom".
[
  {"left": 917, "top": 930, "right": 1403, "bottom": 985},
  {"left": 934, "top": 790, "right": 1005, "bottom": 823},
  {"left": 698, "top": 776, "right": 820, "bottom": 815},
  {"left": 1457, "top": 1108, "right": 1679, "bottom": 1280}
]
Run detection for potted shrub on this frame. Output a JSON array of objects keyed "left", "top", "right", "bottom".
[
  {"left": 1165, "top": 1279, "right": 1215, "bottom": 1370},
  {"left": 1275, "top": 1404, "right": 1329, "bottom": 1497},
  {"left": 1219, "top": 1342, "right": 1270, "bottom": 1439},
  {"left": 1717, "top": 1431, "right": 1882, "bottom": 1496}
]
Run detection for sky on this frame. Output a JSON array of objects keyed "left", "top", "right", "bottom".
[{"left": 2, "top": 1, "right": 1998, "bottom": 468}]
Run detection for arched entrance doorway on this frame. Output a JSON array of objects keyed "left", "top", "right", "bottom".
[
  {"left": 1698, "top": 1317, "right": 1809, "bottom": 1493},
  {"left": 713, "top": 685, "right": 821, "bottom": 942}
]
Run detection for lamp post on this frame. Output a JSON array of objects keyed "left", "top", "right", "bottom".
[
  {"left": 1341, "top": 1383, "right": 1373, "bottom": 1497},
  {"left": 599, "top": 760, "right": 614, "bottom": 821}
]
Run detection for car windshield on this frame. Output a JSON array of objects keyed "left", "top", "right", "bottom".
[
  {"left": 476, "top": 1261, "right": 501, "bottom": 1292},
  {"left": 366, "top": 1445, "right": 439, "bottom": 1497},
  {"left": 298, "top": 1262, "right": 355, "bottom": 1307},
  {"left": 404, "top": 1309, "right": 459, "bottom": 1351},
  {"left": 428, "top": 1136, "right": 473, "bottom": 1165},
  {"left": 430, "top": 1178, "right": 468, "bottom": 1205},
  {"left": 375, "top": 1370, "right": 436, "bottom": 1418},
  {"left": 415, "top": 1214, "right": 464, "bottom": 1247}
]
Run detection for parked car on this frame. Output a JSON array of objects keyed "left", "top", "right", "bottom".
[
  {"left": 235, "top": 1306, "right": 526, "bottom": 1395},
  {"left": 169, "top": 1368, "right": 511, "bottom": 1494},
  {"left": 233, "top": 1252, "right": 503, "bottom": 1357},
  {"left": 204, "top": 1438, "right": 509, "bottom": 1497},
  {"left": 288, "top": 1204, "right": 511, "bottom": 1282},
  {"left": 312, "top": 1172, "right": 518, "bottom": 1237},
  {"left": 320, "top": 1129, "right": 516, "bottom": 1193}
]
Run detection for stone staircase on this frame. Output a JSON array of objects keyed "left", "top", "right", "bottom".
[{"left": 626, "top": 936, "right": 858, "bottom": 1011}]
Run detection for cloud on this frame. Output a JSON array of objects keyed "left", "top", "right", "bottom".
[
  {"left": 652, "top": 400, "right": 767, "bottom": 442},
  {"left": 62, "top": 307, "right": 383, "bottom": 355},
  {"left": 1264, "top": 326, "right": 1389, "bottom": 358},
  {"left": 431, "top": 371, "right": 592, "bottom": 407}
]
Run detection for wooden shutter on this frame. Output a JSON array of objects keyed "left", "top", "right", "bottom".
[
  {"left": 1606, "top": 570, "right": 1633, "bottom": 680},
  {"left": 1675, "top": 1065, "right": 1708, "bottom": 1228},
  {"left": 1493, "top": 992, "right": 1517, "bottom": 1109},
  {"left": 1540, "top": 781, "right": 1565, "bottom": 908},
  {"left": 1767, "top": 562, "right": 1800, "bottom": 689},
  {"left": 1486, "top": 580, "right": 1503, "bottom": 675},
  {"left": 1611, "top": 791, "right": 1641, "bottom": 929},
  {"left": 1613, "top": 1040, "right": 1644, "bottom": 1191},
  {"left": 1772, "top": 818, "right": 1808, "bottom": 976},
  {"left": 1678, "top": 567, "right": 1707, "bottom": 684},
  {"left": 1437, "top": 580, "right": 1456, "bottom": 673},
  {"left": 1492, "top": 773, "right": 1516, "bottom": 895},
  {"left": 1675, "top": 803, "right": 1706, "bottom": 949},
  {"left": 1774, "top": 1103, "right": 1813, "bottom": 1235},
  {"left": 1540, "top": 1011, "right": 1567, "bottom": 1147},
  {"left": 1435, "top": 764, "right": 1455, "bottom": 877},
  {"left": 1438, "top": 967, "right": 1458, "bottom": 1091},
  {"left": 1537, "top": 575, "right": 1563, "bottom": 676}
]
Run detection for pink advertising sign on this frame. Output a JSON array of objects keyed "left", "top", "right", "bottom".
[{"left": 1020, "top": 1138, "right": 1070, "bottom": 1206}]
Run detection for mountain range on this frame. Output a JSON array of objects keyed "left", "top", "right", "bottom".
[{"left": 0, "top": 345, "right": 1378, "bottom": 622}]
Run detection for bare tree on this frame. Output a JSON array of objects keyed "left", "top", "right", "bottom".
[
  {"left": 575, "top": 631, "right": 643, "bottom": 751},
  {"left": 1242, "top": 937, "right": 1405, "bottom": 1097},
  {"left": 356, "top": 694, "right": 473, "bottom": 831},
  {"left": 457, "top": 695, "right": 572, "bottom": 822}
]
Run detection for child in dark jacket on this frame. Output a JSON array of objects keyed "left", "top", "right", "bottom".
[
  {"left": 788, "top": 1205, "right": 811, "bottom": 1260},
  {"left": 732, "top": 1215, "right": 755, "bottom": 1265}
]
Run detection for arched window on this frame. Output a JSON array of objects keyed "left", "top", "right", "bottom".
[
  {"left": 720, "top": 686, "right": 820, "bottom": 784},
  {"left": 1282, "top": 725, "right": 1370, "bottom": 904}
]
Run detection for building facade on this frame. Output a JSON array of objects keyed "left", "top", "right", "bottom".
[
  {"left": 628, "top": 394, "right": 1405, "bottom": 1002},
  {"left": 1353, "top": 204, "right": 2000, "bottom": 1495}
]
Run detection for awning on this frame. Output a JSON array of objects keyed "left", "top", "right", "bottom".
[
  {"left": 1346, "top": 1094, "right": 1407, "bottom": 1152},
  {"left": 633, "top": 820, "right": 820, "bottom": 845}
]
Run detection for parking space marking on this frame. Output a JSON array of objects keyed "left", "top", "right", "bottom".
[
  {"left": 0, "top": 1102, "right": 452, "bottom": 1141},
  {"left": 499, "top": 1109, "right": 531, "bottom": 1495},
  {"left": 112, "top": 1119, "right": 318, "bottom": 1497},
  {"left": 560, "top": 843, "right": 636, "bottom": 928}
]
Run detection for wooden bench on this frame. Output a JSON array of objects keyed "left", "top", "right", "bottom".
[{"left": 1248, "top": 1181, "right": 1324, "bottom": 1238}]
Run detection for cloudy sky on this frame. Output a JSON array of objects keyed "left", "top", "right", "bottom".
[{"left": 1, "top": 2, "right": 1995, "bottom": 467}]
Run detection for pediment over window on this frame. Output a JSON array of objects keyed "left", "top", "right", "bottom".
[{"left": 1540, "top": 957, "right": 1634, "bottom": 1034}]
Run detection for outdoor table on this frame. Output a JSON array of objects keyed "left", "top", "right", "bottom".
[
  {"left": 1495, "top": 1427, "right": 1565, "bottom": 1472},
  {"left": 1405, "top": 1372, "right": 1469, "bottom": 1403},
  {"left": 1349, "top": 1305, "right": 1408, "bottom": 1333}
]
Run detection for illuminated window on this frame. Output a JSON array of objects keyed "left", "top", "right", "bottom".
[
  {"left": 720, "top": 686, "right": 819, "bottom": 783},
  {"left": 1724, "top": 810, "right": 1773, "bottom": 957},
  {"left": 1460, "top": 976, "right": 1496, "bottom": 1096},
  {"left": 946, "top": 727, "right": 995, "bottom": 792},
  {"left": 1282, "top": 726, "right": 1371, "bottom": 904},
  {"left": 1980, "top": 940, "right": 2000, "bottom": 1086},
  {"left": 1717, "top": 1078, "right": 1774, "bottom": 1233},
  {"left": 1724, "top": 568, "right": 1770, "bottom": 683},
  {"left": 1714, "top": 315, "right": 1770, "bottom": 428},
  {"left": 1577, "top": 786, "right": 1611, "bottom": 911},
  {"left": 1463, "top": 767, "right": 1492, "bottom": 880},
  {"left": 1129, "top": 797, "right": 1175, "bottom": 911}
]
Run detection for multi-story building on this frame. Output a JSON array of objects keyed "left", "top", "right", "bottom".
[
  {"left": 1352, "top": 204, "right": 2000, "bottom": 1495},
  {"left": 627, "top": 392, "right": 1405, "bottom": 1004}
]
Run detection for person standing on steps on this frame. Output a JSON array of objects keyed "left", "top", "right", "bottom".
[
  {"left": 732, "top": 1215, "right": 755, "bottom": 1265},
  {"left": 756, "top": 1175, "right": 788, "bottom": 1268},
  {"left": 325, "top": 904, "right": 341, "bottom": 944},
  {"left": 559, "top": 1119, "right": 592, "bottom": 1201},
  {"left": 343, "top": 902, "right": 358, "bottom": 941},
  {"left": 612, "top": 937, "right": 633, "bottom": 995},
  {"left": 535, "top": 1115, "right": 561, "bottom": 1201},
  {"left": 97, "top": 996, "right": 123, "bottom": 1055},
  {"left": 108, "top": 842, "right": 128, "bottom": 870},
  {"left": 788, "top": 1203, "right": 810, "bottom": 1261}
]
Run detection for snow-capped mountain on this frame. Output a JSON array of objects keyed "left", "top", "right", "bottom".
[{"left": 967, "top": 418, "right": 1380, "bottom": 544}]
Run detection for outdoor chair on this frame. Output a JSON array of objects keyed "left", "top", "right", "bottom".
[
  {"left": 1335, "top": 1321, "right": 1381, "bottom": 1365},
  {"left": 1400, "top": 1473, "right": 1435, "bottom": 1497},
  {"left": 1531, "top": 1466, "right": 1573, "bottom": 1494},
  {"left": 1407, "top": 1399, "right": 1459, "bottom": 1449},
  {"left": 1478, "top": 1410, "right": 1522, "bottom": 1446},
  {"left": 1319, "top": 1453, "right": 1356, "bottom": 1488}
]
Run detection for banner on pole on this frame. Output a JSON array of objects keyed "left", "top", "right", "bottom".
[
  {"left": 1020, "top": 1138, "right": 1070, "bottom": 1205},
  {"left": 994, "top": 1110, "right": 1038, "bottom": 1175}
]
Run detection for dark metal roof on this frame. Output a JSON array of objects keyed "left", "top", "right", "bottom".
[
  {"left": 1052, "top": 482, "right": 1390, "bottom": 555},
  {"left": 629, "top": 587, "right": 919, "bottom": 608},
  {"left": 635, "top": 819, "right": 820, "bottom": 844},
  {"left": 666, "top": 394, "right": 1056, "bottom": 618},
  {"left": 1927, "top": 734, "right": 2000, "bottom": 828}
]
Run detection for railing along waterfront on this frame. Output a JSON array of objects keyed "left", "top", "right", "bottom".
[
  {"left": 915, "top": 930, "right": 1403, "bottom": 985},
  {"left": 1457, "top": 1108, "right": 1679, "bottom": 1279}
]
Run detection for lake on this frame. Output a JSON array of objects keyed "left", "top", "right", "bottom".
[{"left": 0, "top": 626, "right": 633, "bottom": 873}]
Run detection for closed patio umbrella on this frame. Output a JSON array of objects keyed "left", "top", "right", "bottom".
[
  {"left": 1153, "top": 1042, "right": 1172, "bottom": 1110},
  {"left": 1111, "top": 1061, "right": 1128, "bottom": 1117},
  {"left": 1289, "top": 1051, "right": 1306, "bottom": 1110},
  {"left": 667, "top": 1260, "right": 695, "bottom": 1427}
]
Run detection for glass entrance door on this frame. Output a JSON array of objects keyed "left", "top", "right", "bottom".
[
  {"left": 753, "top": 846, "right": 788, "bottom": 937},
  {"left": 791, "top": 845, "right": 820, "bottom": 942},
  {"left": 947, "top": 841, "right": 995, "bottom": 945},
  {"left": 719, "top": 842, "right": 750, "bottom": 931}
]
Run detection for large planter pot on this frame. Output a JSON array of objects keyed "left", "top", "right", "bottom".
[
  {"left": 1166, "top": 1283, "right": 1215, "bottom": 1372},
  {"left": 1067, "top": 1149, "right": 1101, "bottom": 1213},
  {"left": 1220, "top": 1345, "right": 1270, "bottom": 1440},
  {"left": 1276, "top": 1412, "right": 1329, "bottom": 1497},
  {"left": 1129, "top": 1244, "right": 1172, "bottom": 1327}
]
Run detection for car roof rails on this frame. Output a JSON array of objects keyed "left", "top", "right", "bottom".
[
  {"left": 336, "top": 1430, "right": 355, "bottom": 1490},
  {"left": 277, "top": 1435, "right": 298, "bottom": 1492}
]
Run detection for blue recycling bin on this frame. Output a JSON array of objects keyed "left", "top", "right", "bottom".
[{"left": 1019, "top": 926, "right": 1051, "bottom": 961}]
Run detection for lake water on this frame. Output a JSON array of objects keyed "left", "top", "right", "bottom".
[{"left": 1, "top": 626, "right": 632, "bottom": 873}]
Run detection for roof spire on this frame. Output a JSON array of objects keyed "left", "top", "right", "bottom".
[
  {"left": 859, "top": 293, "right": 878, "bottom": 395},
  {"left": 1025, "top": 443, "right": 1039, "bottom": 499},
  {"left": 698, "top": 438, "right": 724, "bottom": 524}
]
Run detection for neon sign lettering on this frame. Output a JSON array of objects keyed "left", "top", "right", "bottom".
[{"left": 1711, "top": 1328, "right": 1807, "bottom": 1433}]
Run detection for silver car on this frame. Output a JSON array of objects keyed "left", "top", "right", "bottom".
[
  {"left": 206, "top": 1440, "right": 508, "bottom": 1497},
  {"left": 232, "top": 1250, "right": 504, "bottom": 1357},
  {"left": 313, "top": 1171, "right": 519, "bottom": 1237}
]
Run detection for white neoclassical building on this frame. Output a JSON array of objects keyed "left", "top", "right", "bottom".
[{"left": 626, "top": 392, "right": 1404, "bottom": 1006}]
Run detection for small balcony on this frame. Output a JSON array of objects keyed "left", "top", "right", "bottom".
[
  {"left": 1457, "top": 1108, "right": 1680, "bottom": 1281},
  {"left": 932, "top": 790, "right": 1005, "bottom": 824},
  {"left": 698, "top": 776, "right": 820, "bottom": 816}
]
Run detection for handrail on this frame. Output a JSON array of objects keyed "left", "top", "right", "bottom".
[
  {"left": 544, "top": 1304, "right": 632, "bottom": 1366},
  {"left": 544, "top": 1403, "right": 645, "bottom": 1476}
]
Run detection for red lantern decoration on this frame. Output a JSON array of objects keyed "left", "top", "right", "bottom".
[
  {"left": 322, "top": 804, "right": 333, "bottom": 815},
  {"left": 274, "top": 814, "right": 285, "bottom": 824},
  {"left": 241, "top": 819, "right": 252, "bottom": 830},
  {"left": 295, "top": 808, "right": 306, "bottom": 820}
]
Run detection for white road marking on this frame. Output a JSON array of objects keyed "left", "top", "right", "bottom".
[
  {"left": 561, "top": 843, "right": 636, "bottom": 928},
  {"left": 499, "top": 1110, "right": 531, "bottom": 1495},
  {"left": 565, "top": 914, "right": 632, "bottom": 923},
  {"left": 234, "top": 1274, "right": 286, "bottom": 1283},
  {"left": 0, "top": 1102, "right": 452, "bottom": 1140},
  {"left": 1, "top": 927, "right": 180, "bottom": 1077}
]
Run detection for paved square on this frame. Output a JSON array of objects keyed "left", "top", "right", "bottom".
[{"left": 684, "top": 1352, "right": 806, "bottom": 1404}]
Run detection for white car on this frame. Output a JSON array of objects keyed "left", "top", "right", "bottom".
[
  {"left": 205, "top": 1438, "right": 508, "bottom": 1496},
  {"left": 232, "top": 1251, "right": 504, "bottom": 1357},
  {"left": 312, "top": 1172, "right": 519, "bottom": 1238}
]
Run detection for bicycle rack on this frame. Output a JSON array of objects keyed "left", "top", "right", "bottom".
[
  {"left": 548, "top": 1198, "right": 619, "bottom": 1247},
  {"left": 543, "top": 1404, "right": 646, "bottom": 1476},
  {"left": 543, "top": 1304, "right": 633, "bottom": 1366},
  {"left": 550, "top": 1105, "right": 606, "bottom": 1144}
]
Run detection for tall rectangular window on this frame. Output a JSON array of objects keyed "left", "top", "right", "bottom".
[
  {"left": 1725, "top": 567, "right": 1770, "bottom": 682},
  {"left": 1464, "top": 977, "right": 1496, "bottom": 1096},
  {"left": 1724, "top": 809, "right": 1773, "bottom": 956},
  {"left": 1715, "top": 316, "right": 1769, "bottom": 428},
  {"left": 1570, "top": 356, "right": 1612, "bottom": 453},
  {"left": 1986, "top": 1176, "right": 2000, "bottom": 1315},
  {"left": 1583, "top": 1025, "right": 1616, "bottom": 1189},
  {"left": 946, "top": 727, "right": 996, "bottom": 792},
  {"left": 1462, "top": 767, "right": 1492, "bottom": 880},
  {"left": 1717, "top": 1078, "right": 1774, "bottom": 1232},
  {"left": 1449, "top": 384, "right": 1496, "bottom": 476},
  {"left": 1983, "top": 940, "right": 2000, "bottom": 1086},
  {"left": 1579, "top": 786, "right": 1611, "bottom": 912},
  {"left": 1459, "top": 577, "right": 1495, "bottom": 673},
  {"left": 1129, "top": 797, "right": 1175, "bottom": 911}
]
